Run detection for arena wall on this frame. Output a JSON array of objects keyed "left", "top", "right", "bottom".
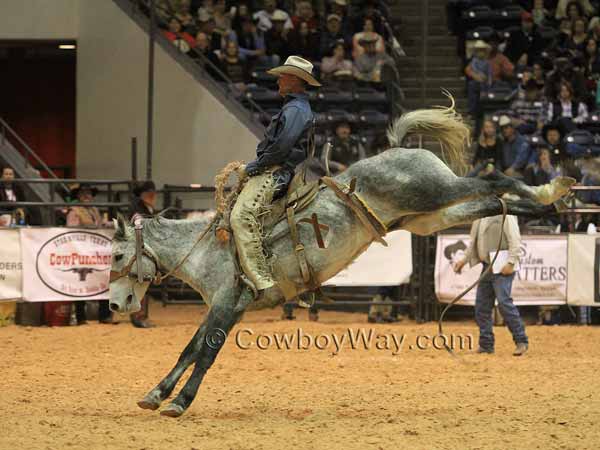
[
  {"left": 76, "top": 0, "right": 258, "bottom": 187},
  {"left": 0, "top": 0, "right": 79, "bottom": 39}
]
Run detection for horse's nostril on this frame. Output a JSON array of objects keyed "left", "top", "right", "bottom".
[
  {"left": 109, "top": 303, "right": 120, "bottom": 312},
  {"left": 126, "top": 294, "right": 133, "bottom": 305}
]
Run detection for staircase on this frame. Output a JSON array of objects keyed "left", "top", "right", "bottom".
[
  {"left": 0, "top": 117, "right": 65, "bottom": 204},
  {"left": 391, "top": 0, "right": 467, "bottom": 114}
]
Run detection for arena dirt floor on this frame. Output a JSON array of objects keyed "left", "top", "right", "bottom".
[{"left": 1, "top": 302, "right": 600, "bottom": 450}]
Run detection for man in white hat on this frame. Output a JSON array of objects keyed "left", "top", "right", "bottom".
[
  {"left": 465, "top": 40, "right": 492, "bottom": 116},
  {"left": 230, "top": 56, "right": 321, "bottom": 292},
  {"left": 253, "top": 0, "right": 293, "bottom": 32}
]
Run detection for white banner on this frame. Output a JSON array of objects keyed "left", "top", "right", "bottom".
[
  {"left": 324, "top": 230, "right": 412, "bottom": 286},
  {"left": 0, "top": 229, "right": 23, "bottom": 301},
  {"left": 435, "top": 234, "right": 567, "bottom": 306},
  {"left": 567, "top": 234, "right": 600, "bottom": 306},
  {"left": 20, "top": 228, "right": 114, "bottom": 302}
]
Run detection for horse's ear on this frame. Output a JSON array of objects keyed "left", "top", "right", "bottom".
[{"left": 114, "top": 213, "right": 128, "bottom": 240}]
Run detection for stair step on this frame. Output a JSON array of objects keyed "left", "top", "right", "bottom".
[
  {"left": 400, "top": 77, "right": 465, "bottom": 89},
  {"left": 396, "top": 54, "right": 461, "bottom": 66},
  {"left": 402, "top": 86, "right": 466, "bottom": 97}
]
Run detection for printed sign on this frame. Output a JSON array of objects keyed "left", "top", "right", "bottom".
[
  {"left": 21, "top": 228, "right": 114, "bottom": 302},
  {"left": 324, "top": 230, "right": 412, "bottom": 286},
  {"left": 436, "top": 234, "right": 567, "bottom": 306},
  {"left": 0, "top": 229, "right": 23, "bottom": 301}
]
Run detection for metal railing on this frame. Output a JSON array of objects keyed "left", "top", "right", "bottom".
[
  {"left": 0, "top": 178, "right": 134, "bottom": 226},
  {"left": 0, "top": 117, "right": 67, "bottom": 192}
]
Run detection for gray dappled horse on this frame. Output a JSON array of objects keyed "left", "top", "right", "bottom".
[{"left": 108, "top": 104, "right": 574, "bottom": 417}]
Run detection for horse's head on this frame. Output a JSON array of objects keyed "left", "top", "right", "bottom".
[{"left": 109, "top": 215, "right": 158, "bottom": 314}]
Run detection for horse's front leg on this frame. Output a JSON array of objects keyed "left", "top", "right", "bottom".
[{"left": 160, "top": 285, "right": 253, "bottom": 417}]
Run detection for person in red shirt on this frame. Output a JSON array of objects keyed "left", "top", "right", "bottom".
[
  {"left": 163, "top": 17, "right": 196, "bottom": 53},
  {"left": 291, "top": 1, "right": 319, "bottom": 32},
  {"left": 488, "top": 37, "right": 515, "bottom": 83}
]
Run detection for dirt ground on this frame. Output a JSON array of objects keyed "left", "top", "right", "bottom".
[{"left": 1, "top": 303, "right": 599, "bottom": 450}]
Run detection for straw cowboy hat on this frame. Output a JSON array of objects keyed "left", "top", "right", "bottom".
[
  {"left": 271, "top": 10, "right": 287, "bottom": 22},
  {"left": 267, "top": 55, "right": 321, "bottom": 86},
  {"left": 473, "top": 40, "right": 490, "bottom": 50}
]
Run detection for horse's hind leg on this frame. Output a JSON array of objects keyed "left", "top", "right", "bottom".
[
  {"left": 160, "top": 285, "right": 253, "bottom": 418},
  {"left": 401, "top": 196, "right": 558, "bottom": 236}
]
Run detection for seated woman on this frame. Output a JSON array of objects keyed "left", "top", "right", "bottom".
[
  {"left": 563, "top": 17, "right": 589, "bottom": 54},
  {"left": 584, "top": 38, "right": 600, "bottom": 78},
  {"left": 217, "top": 39, "right": 251, "bottom": 91},
  {"left": 321, "top": 40, "right": 353, "bottom": 81},
  {"left": 352, "top": 17, "right": 385, "bottom": 60},
  {"left": 523, "top": 147, "right": 560, "bottom": 186},
  {"left": 547, "top": 81, "right": 589, "bottom": 127},
  {"left": 469, "top": 119, "right": 502, "bottom": 175}
]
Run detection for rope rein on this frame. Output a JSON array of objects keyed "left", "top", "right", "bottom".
[{"left": 437, "top": 197, "right": 508, "bottom": 357}]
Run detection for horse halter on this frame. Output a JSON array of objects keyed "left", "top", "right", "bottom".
[{"left": 109, "top": 217, "right": 162, "bottom": 285}]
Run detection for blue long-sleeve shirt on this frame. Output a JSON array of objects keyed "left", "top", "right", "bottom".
[
  {"left": 501, "top": 132, "right": 533, "bottom": 171},
  {"left": 246, "top": 93, "right": 314, "bottom": 174}
]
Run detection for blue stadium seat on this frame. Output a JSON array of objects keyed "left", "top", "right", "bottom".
[
  {"left": 461, "top": 5, "right": 493, "bottom": 23},
  {"left": 250, "top": 70, "right": 277, "bottom": 87},
  {"left": 494, "top": 5, "right": 522, "bottom": 23},
  {"left": 353, "top": 87, "right": 388, "bottom": 112},
  {"left": 244, "top": 86, "right": 280, "bottom": 108},
  {"left": 357, "top": 110, "right": 390, "bottom": 128}
]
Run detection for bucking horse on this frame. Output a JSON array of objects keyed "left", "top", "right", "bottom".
[{"left": 108, "top": 102, "right": 575, "bottom": 417}]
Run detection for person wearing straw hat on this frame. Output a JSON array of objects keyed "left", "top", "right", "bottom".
[
  {"left": 465, "top": 40, "right": 492, "bottom": 116},
  {"left": 231, "top": 55, "right": 320, "bottom": 292}
]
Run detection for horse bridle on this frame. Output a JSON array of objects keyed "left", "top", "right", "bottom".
[{"left": 109, "top": 218, "right": 162, "bottom": 285}]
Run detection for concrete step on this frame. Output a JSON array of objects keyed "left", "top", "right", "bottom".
[
  {"left": 403, "top": 97, "right": 468, "bottom": 110},
  {"left": 400, "top": 76, "right": 465, "bottom": 89},
  {"left": 402, "top": 86, "right": 466, "bottom": 98},
  {"left": 399, "top": 14, "right": 447, "bottom": 26},
  {"left": 396, "top": 54, "right": 461, "bottom": 67}
]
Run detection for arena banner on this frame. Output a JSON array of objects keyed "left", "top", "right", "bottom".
[
  {"left": 324, "top": 230, "right": 412, "bottom": 286},
  {"left": 435, "top": 234, "right": 567, "bottom": 306},
  {"left": 0, "top": 229, "right": 23, "bottom": 301},
  {"left": 567, "top": 234, "right": 600, "bottom": 306},
  {"left": 20, "top": 228, "right": 114, "bottom": 302}
]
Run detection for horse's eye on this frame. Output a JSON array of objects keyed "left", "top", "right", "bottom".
[{"left": 114, "top": 254, "right": 124, "bottom": 262}]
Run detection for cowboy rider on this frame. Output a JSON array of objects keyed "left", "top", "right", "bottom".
[{"left": 231, "top": 55, "right": 321, "bottom": 292}]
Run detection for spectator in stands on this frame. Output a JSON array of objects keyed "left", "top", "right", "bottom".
[
  {"left": 555, "top": 0, "right": 595, "bottom": 20},
  {"left": 130, "top": 181, "right": 158, "bottom": 328},
  {"left": 322, "top": 120, "right": 366, "bottom": 173},
  {"left": 516, "top": 66, "right": 533, "bottom": 99},
  {"left": 547, "top": 81, "right": 589, "bottom": 126},
  {"left": 265, "top": 11, "right": 291, "bottom": 65},
  {"left": 352, "top": 17, "right": 384, "bottom": 60},
  {"left": 498, "top": 115, "right": 534, "bottom": 176},
  {"left": 198, "top": 11, "right": 223, "bottom": 51},
  {"left": 287, "top": 20, "right": 320, "bottom": 61},
  {"left": 196, "top": 0, "right": 215, "bottom": 21},
  {"left": 471, "top": 120, "right": 502, "bottom": 174},
  {"left": 505, "top": 11, "right": 544, "bottom": 67},
  {"left": 465, "top": 40, "right": 492, "bottom": 117},
  {"left": 236, "top": 17, "right": 267, "bottom": 66},
  {"left": 584, "top": 38, "right": 600, "bottom": 77},
  {"left": 66, "top": 184, "right": 104, "bottom": 228},
  {"left": 355, "top": 0, "right": 384, "bottom": 35},
  {"left": 192, "top": 31, "right": 220, "bottom": 73},
  {"left": 218, "top": 39, "right": 251, "bottom": 89},
  {"left": 545, "top": 56, "right": 587, "bottom": 100},
  {"left": 231, "top": 3, "right": 251, "bottom": 35},
  {"left": 0, "top": 166, "right": 25, "bottom": 227},
  {"left": 564, "top": 17, "right": 589, "bottom": 54},
  {"left": 353, "top": 35, "right": 392, "bottom": 83},
  {"left": 511, "top": 79, "right": 548, "bottom": 134},
  {"left": 175, "top": 10, "right": 198, "bottom": 35},
  {"left": 488, "top": 37, "right": 515, "bottom": 84},
  {"left": 330, "top": 0, "right": 354, "bottom": 41},
  {"left": 543, "top": 123, "right": 568, "bottom": 162},
  {"left": 532, "top": 0, "right": 551, "bottom": 26},
  {"left": 212, "top": 0, "right": 231, "bottom": 35},
  {"left": 321, "top": 40, "right": 353, "bottom": 80},
  {"left": 588, "top": 16, "right": 600, "bottom": 41},
  {"left": 292, "top": 1, "right": 319, "bottom": 32},
  {"left": 163, "top": 17, "right": 196, "bottom": 53},
  {"left": 253, "top": 0, "right": 293, "bottom": 32},
  {"left": 320, "top": 14, "right": 348, "bottom": 59},
  {"left": 523, "top": 147, "right": 560, "bottom": 185}
]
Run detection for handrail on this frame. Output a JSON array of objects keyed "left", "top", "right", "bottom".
[
  {"left": 7, "top": 178, "right": 133, "bottom": 184},
  {"left": 130, "top": 0, "right": 269, "bottom": 121},
  {"left": 0, "top": 117, "right": 61, "bottom": 181}
]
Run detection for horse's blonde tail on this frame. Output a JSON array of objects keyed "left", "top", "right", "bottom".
[
  {"left": 387, "top": 91, "right": 471, "bottom": 174},
  {"left": 215, "top": 160, "right": 246, "bottom": 215}
]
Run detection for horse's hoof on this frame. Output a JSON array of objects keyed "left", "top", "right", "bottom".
[
  {"left": 137, "top": 399, "right": 160, "bottom": 411},
  {"left": 137, "top": 391, "right": 162, "bottom": 410},
  {"left": 535, "top": 177, "right": 576, "bottom": 205},
  {"left": 160, "top": 403, "right": 184, "bottom": 418}
]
